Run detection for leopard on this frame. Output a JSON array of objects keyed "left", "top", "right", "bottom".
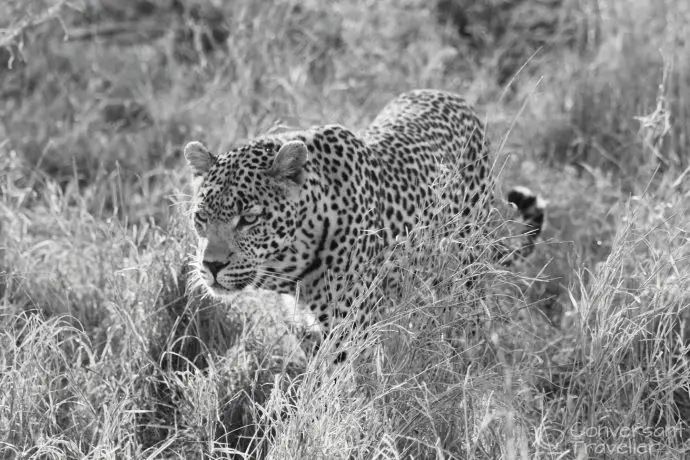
[{"left": 183, "top": 89, "right": 545, "bottom": 363}]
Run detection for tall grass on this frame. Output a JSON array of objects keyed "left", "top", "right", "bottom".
[
  {"left": 1, "top": 0, "right": 689, "bottom": 458},
  {"left": 517, "top": 0, "right": 690, "bottom": 176}
]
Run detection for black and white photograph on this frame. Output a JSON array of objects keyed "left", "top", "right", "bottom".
[{"left": 1, "top": 0, "right": 689, "bottom": 458}]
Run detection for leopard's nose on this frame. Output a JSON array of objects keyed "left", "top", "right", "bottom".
[{"left": 203, "top": 261, "right": 229, "bottom": 279}]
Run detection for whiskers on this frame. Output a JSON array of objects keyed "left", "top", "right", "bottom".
[
  {"left": 186, "top": 261, "right": 214, "bottom": 300},
  {"left": 256, "top": 267, "right": 301, "bottom": 285}
]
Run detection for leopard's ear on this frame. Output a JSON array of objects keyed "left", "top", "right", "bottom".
[
  {"left": 184, "top": 141, "right": 216, "bottom": 177},
  {"left": 266, "top": 140, "right": 308, "bottom": 187}
]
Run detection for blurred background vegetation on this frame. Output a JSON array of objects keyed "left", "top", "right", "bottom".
[{"left": 1, "top": 0, "right": 689, "bottom": 458}]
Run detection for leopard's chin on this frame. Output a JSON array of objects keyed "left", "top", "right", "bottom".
[
  {"left": 206, "top": 273, "right": 257, "bottom": 301},
  {"left": 205, "top": 282, "right": 244, "bottom": 303}
]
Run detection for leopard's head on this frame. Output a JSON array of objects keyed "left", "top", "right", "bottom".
[{"left": 184, "top": 138, "right": 308, "bottom": 296}]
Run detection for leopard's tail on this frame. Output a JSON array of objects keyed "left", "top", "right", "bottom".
[{"left": 498, "top": 186, "right": 546, "bottom": 265}]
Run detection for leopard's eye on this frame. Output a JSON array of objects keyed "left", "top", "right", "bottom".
[
  {"left": 193, "top": 211, "right": 208, "bottom": 233},
  {"left": 237, "top": 214, "right": 260, "bottom": 229}
]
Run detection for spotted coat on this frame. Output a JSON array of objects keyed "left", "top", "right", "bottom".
[{"left": 184, "top": 89, "right": 544, "bottom": 359}]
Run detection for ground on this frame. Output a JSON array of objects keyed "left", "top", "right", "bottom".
[{"left": 1, "top": 0, "right": 689, "bottom": 458}]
